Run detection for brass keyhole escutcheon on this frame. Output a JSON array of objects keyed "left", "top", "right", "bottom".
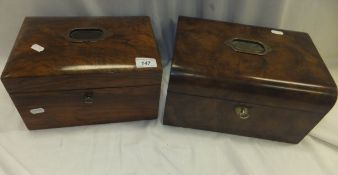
[
  {"left": 83, "top": 91, "right": 94, "bottom": 104},
  {"left": 234, "top": 106, "right": 250, "bottom": 119}
]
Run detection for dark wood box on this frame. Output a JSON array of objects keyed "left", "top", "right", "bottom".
[
  {"left": 1, "top": 17, "right": 162, "bottom": 130},
  {"left": 164, "top": 16, "right": 337, "bottom": 143}
]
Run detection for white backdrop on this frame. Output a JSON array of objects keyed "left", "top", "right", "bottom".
[{"left": 0, "top": 0, "right": 338, "bottom": 175}]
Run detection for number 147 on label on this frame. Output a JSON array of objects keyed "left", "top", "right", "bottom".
[{"left": 135, "top": 57, "right": 157, "bottom": 68}]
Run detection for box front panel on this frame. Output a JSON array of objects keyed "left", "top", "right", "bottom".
[
  {"left": 164, "top": 92, "right": 323, "bottom": 143},
  {"left": 11, "top": 85, "right": 160, "bottom": 129}
]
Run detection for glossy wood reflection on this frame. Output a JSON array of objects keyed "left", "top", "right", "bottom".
[
  {"left": 164, "top": 16, "right": 337, "bottom": 143},
  {"left": 1, "top": 17, "right": 162, "bottom": 129},
  {"left": 14, "top": 86, "right": 160, "bottom": 130}
]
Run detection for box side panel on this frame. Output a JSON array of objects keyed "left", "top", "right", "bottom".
[
  {"left": 168, "top": 74, "right": 337, "bottom": 113},
  {"left": 164, "top": 92, "right": 325, "bottom": 143},
  {"left": 10, "top": 85, "right": 160, "bottom": 129}
]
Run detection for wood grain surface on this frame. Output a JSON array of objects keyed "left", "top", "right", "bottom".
[
  {"left": 1, "top": 17, "right": 162, "bottom": 129},
  {"left": 164, "top": 16, "right": 337, "bottom": 143},
  {"left": 13, "top": 85, "right": 160, "bottom": 130}
]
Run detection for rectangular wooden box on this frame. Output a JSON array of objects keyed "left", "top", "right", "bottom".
[
  {"left": 1, "top": 17, "right": 162, "bottom": 129},
  {"left": 163, "top": 16, "right": 337, "bottom": 143}
]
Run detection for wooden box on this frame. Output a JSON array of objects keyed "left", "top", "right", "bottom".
[
  {"left": 1, "top": 17, "right": 162, "bottom": 129},
  {"left": 163, "top": 16, "right": 337, "bottom": 143}
]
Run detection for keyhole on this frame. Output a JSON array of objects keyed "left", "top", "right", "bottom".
[
  {"left": 83, "top": 92, "right": 94, "bottom": 104},
  {"left": 234, "top": 106, "right": 250, "bottom": 119}
]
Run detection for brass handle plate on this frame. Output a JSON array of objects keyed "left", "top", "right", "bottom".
[
  {"left": 66, "top": 27, "right": 109, "bottom": 43},
  {"left": 225, "top": 38, "right": 271, "bottom": 55}
]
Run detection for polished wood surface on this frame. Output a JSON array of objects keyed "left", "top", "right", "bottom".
[
  {"left": 168, "top": 77, "right": 335, "bottom": 113},
  {"left": 13, "top": 86, "right": 160, "bottom": 130},
  {"left": 1, "top": 16, "right": 162, "bottom": 91},
  {"left": 1, "top": 17, "right": 162, "bottom": 129},
  {"left": 3, "top": 71, "right": 161, "bottom": 93},
  {"left": 168, "top": 16, "right": 336, "bottom": 111},
  {"left": 165, "top": 92, "right": 321, "bottom": 143},
  {"left": 2, "top": 16, "right": 161, "bottom": 77},
  {"left": 164, "top": 16, "right": 337, "bottom": 143}
]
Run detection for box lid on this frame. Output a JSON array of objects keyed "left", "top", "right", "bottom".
[
  {"left": 1, "top": 17, "right": 162, "bottom": 93},
  {"left": 168, "top": 16, "right": 337, "bottom": 113}
]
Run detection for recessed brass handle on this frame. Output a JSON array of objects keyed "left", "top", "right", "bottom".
[
  {"left": 234, "top": 106, "right": 250, "bottom": 119},
  {"left": 225, "top": 38, "right": 271, "bottom": 55},
  {"left": 66, "top": 27, "right": 108, "bottom": 43}
]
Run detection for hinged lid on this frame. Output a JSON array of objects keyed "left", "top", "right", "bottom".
[
  {"left": 1, "top": 17, "right": 162, "bottom": 93},
  {"left": 169, "top": 16, "right": 337, "bottom": 113}
]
